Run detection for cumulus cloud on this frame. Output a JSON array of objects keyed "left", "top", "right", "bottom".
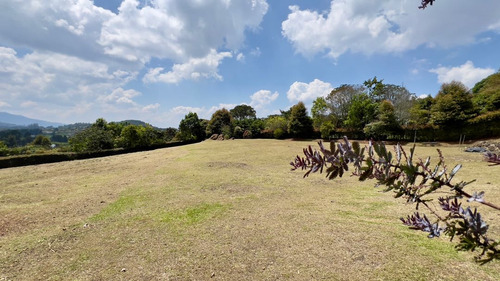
[
  {"left": 99, "top": 88, "right": 141, "bottom": 105},
  {"left": 282, "top": 0, "right": 500, "bottom": 59},
  {"left": 250, "top": 90, "right": 279, "bottom": 109},
  {"left": 0, "top": 0, "right": 269, "bottom": 124},
  {"left": 287, "top": 79, "right": 333, "bottom": 102},
  {"left": 429, "top": 61, "right": 495, "bottom": 88},
  {"left": 99, "top": 0, "right": 268, "bottom": 62},
  {"left": 171, "top": 106, "right": 205, "bottom": 116},
  {"left": 143, "top": 50, "right": 232, "bottom": 83}
]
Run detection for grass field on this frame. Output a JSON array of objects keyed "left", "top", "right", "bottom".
[{"left": 1, "top": 139, "right": 499, "bottom": 280}]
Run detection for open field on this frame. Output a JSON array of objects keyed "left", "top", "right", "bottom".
[{"left": 1, "top": 139, "right": 499, "bottom": 280}]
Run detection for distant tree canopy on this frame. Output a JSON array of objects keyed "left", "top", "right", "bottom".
[
  {"left": 69, "top": 118, "right": 171, "bottom": 152},
  {"left": 32, "top": 135, "right": 51, "bottom": 146},
  {"left": 230, "top": 104, "right": 256, "bottom": 121},
  {"left": 0, "top": 127, "right": 43, "bottom": 147}
]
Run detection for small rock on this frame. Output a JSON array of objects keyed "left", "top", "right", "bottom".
[
  {"left": 211, "top": 272, "right": 215, "bottom": 278},
  {"left": 120, "top": 268, "right": 126, "bottom": 272}
]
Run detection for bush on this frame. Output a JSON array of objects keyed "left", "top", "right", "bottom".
[
  {"left": 0, "top": 141, "right": 8, "bottom": 156},
  {"left": 32, "top": 135, "right": 51, "bottom": 146},
  {"left": 273, "top": 128, "right": 285, "bottom": 139}
]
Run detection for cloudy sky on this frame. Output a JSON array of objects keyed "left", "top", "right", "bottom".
[{"left": 1, "top": 0, "right": 499, "bottom": 127}]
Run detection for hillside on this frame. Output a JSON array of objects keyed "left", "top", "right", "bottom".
[{"left": 0, "top": 112, "right": 64, "bottom": 128}]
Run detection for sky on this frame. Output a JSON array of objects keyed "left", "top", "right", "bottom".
[{"left": 0, "top": 0, "right": 499, "bottom": 128}]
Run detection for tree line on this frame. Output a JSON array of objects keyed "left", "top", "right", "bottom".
[
  {"left": 1, "top": 72, "right": 498, "bottom": 155},
  {"left": 178, "top": 72, "right": 500, "bottom": 143}
]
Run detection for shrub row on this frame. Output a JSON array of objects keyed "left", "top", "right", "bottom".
[{"left": 0, "top": 140, "right": 197, "bottom": 169}]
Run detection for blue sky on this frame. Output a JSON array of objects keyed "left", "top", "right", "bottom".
[{"left": 1, "top": 0, "right": 499, "bottom": 128}]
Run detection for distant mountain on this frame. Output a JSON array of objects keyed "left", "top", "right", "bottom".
[
  {"left": 0, "top": 112, "right": 64, "bottom": 128},
  {"left": 118, "top": 119, "right": 150, "bottom": 126}
]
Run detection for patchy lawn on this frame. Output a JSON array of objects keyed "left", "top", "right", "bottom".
[{"left": 1, "top": 139, "right": 499, "bottom": 280}]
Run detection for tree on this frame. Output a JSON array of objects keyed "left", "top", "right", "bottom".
[
  {"left": 325, "top": 84, "right": 365, "bottom": 127},
  {"left": 409, "top": 95, "right": 434, "bottom": 128},
  {"left": 311, "top": 97, "right": 329, "bottom": 130},
  {"left": 364, "top": 100, "right": 400, "bottom": 139},
  {"left": 344, "top": 93, "right": 377, "bottom": 132},
  {"left": 206, "top": 108, "right": 233, "bottom": 136},
  {"left": 163, "top": 127, "right": 178, "bottom": 142},
  {"left": 265, "top": 116, "right": 288, "bottom": 132},
  {"left": 288, "top": 102, "right": 313, "bottom": 138},
  {"left": 118, "top": 125, "right": 142, "bottom": 149},
  {"left": 69, "top": 118, "right": 114, "bottom": 152},
  {"left": 430, "top": 81, "right": 476, "bottom": 129},
  {"left": 230, "top": 105, "right": 256, "bottom": 121},
  {"left": 320, "top": 121, "right": 335, "bottom": 139},
  {"left": 364, "top": 76, "right": 385, "bottom": 101},
  {"left": 378, "top": 84, "right": 416, "bottom": 126},
  {"left": 178, "top": 112, "right": 204, "bottom": 141},
  {"left": 472, "top": 72, "right": 500, "bottom": 114},
  {"left": 32, "top": 135, "right": 51, "bottom": 146},
  {"left": 0, "top": 141, "right": 8, "bottom": 156}
]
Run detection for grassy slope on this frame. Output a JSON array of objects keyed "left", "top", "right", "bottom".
[{"left": 0, "top": 139, "right": 499, "bottom": 280}]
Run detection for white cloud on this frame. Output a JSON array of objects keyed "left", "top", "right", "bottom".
[
  {"left": 99, "top": 88, "right": 141, "bottom": 105},
  {"left": 250, "top": 90, "right": 279, "bottom": 109},
  {"left": 282, "top": 0, "right": 500, "bottom": 59},
  {"left": 0, "top": 0, "right": 270, "bottom": 124},
  {"left": 0, "top": 101, "right": 11, "bottom": 108},
  {"left": 236, "top": 53, "right": 245, "bottom": 62},
  {"left": 287, "top": 79, "right": 333, "bottom": 102},
  {"left": 143, "top": 50, "right": 232, "bottom": 83},
  {"left": 99, "top": 0, "right": 268, "bottom": 63},
  {"left": 141, "top": 103, "right": 160, "bottom": 113},
  {"left": 171, "top": 106, "right": 205, "bottom": 116},
  {"left": 429, "top": 61, "right": 495, "bottom": 88},
  {"left": 250, "top": 47, "right": 261, "bottom": 57},
  {"left": 207, "top": 103, "right": 238, "bottom": 116}
]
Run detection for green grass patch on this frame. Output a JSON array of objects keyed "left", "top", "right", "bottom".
[
  {"left": 158, "top": 203, "right": 228, "bottom": 225},
  {"left": 89, "top": 194, "right": 142, "bottom": 222}
]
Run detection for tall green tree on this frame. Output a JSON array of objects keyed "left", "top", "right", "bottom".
[
  {"left": 409, "top": 95, "right": 434, "bottom": 128},
  {"left": 206, "top": 108, "right": 233, "bottom": 136},
  {"left": 430, "top": 81, "right": 476, "bottom": 128},
  {"left": 344, "top": 93, "right": 377, "bottom": 131},
  {"left": 178, "top": 112, "right": 204, "bottom": 141},
  {"left": 311, "top": 97, "right": 329, "bottom": 130},
  {"left": 288, "top": 102, "right": 313, "bottom": 138}
]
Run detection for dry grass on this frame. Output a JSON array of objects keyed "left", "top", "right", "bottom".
[{"left": 0, "top": 139, "right": 499, "bottom": 280}]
